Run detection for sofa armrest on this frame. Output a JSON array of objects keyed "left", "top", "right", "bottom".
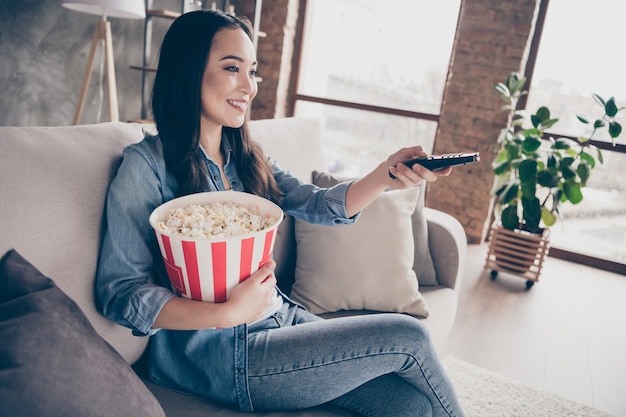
[{"left": 424, "top": 207, "right": 467, "bottom": 292}]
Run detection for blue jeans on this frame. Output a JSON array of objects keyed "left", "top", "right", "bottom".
[{"left": 247, "top": 302, "right": 465, "bottom": 417}]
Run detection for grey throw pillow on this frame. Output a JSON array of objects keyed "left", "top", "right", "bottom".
[{"left": 0, "top": 250, "right": 166, "bottom": 417}]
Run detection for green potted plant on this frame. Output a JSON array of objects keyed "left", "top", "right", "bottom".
[{"left": 486, "top": 71, "right": 624, "bottom": 287}]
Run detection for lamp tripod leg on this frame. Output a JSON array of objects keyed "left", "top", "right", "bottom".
[
  {"left": 72, "top": 20, "right": 119, "bottom": 125},
  {"left": 72, "top": 23, "right": 100, "bottom": 125},
  {"left": 102, "top": 21, "right": 119, "bottom": 122}
]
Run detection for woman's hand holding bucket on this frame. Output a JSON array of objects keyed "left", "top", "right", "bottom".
[{"left": 226, "top": 260, "right": 277, "bottom": 325}]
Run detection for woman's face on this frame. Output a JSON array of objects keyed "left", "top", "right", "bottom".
[{"left": 200, "top": 28, "right": 258, "bottom": 132}]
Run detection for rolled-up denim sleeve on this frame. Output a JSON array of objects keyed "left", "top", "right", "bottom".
[
  {"left": 271, "top": 159, "right": 359, "bottom": 226},
  {"left": 96, "top": 145, "right": 175, "bottom": 336}
]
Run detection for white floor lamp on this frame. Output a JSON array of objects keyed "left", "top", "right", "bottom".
[{"left": 62, "top": 0, "right": 145, "bottom": 125}]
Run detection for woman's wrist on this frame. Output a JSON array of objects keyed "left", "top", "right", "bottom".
[
  {"left": 154, "top": 296, "right": 242, "bottom": 330},
  {"left": 345, "top": 164, "right": 389, "bottom": 217}
]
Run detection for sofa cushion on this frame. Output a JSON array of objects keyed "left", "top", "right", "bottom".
[
  {"left": 250, "top": 117, "right": 326, "bottom": 183},
  {"left": 290, "top": 178, "right": 429, "bottom": 317},
  {"left": 0, "top": 249, "right": 166, "bottom": 417},
  {"left": 308, "top": 171, "right": 437, "bottom": 285},
  {"left": 0, "top": 122, "right": 149, "bottom": 363}
]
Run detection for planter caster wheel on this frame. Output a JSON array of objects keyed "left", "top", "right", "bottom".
[
  {"left": 525, "top": 280, "right": 535, "bottom": 290},
  {"left": 490, "top": 270, "right": 498, "bottom": 280}
]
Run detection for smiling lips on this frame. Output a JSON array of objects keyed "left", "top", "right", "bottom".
[{"left": 227, "top": 99, "right": 248, "bottom": 112}]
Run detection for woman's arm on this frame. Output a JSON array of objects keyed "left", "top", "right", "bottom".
[
  {"left": 153, "top": 261, "right": 277, "bottom": 330},
  {"left": 98, "top": 140, "right": 281, "bottom": 333},
  {"left": 345, "top": 146, "right": 451, "bottom": 217}
]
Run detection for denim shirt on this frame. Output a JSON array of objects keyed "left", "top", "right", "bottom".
[{"left": 96, "top": 133, "right": 356, "bottom": 410}]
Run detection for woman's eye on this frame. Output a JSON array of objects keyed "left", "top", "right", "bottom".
[
  {"left": 250, "top": 69, "right": 258, "bottom": 77},
  {"left": 225, "top": 66, "right": 239, "bottom": 73}
]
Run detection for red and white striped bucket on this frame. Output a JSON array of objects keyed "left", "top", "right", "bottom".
[{"left": 149, "top": 191, "right": 283, "bottom": 303}]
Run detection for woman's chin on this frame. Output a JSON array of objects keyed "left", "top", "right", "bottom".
[{"left": 224, "top": 116, "right": 246, "bottom": 129}]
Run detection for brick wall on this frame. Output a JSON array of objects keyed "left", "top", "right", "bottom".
[
  {"left": 248, "top": 0, "right": 540, "bottom": 243},
  {"left": 235, "top": 0, "right": 300, "bottom": 120}
]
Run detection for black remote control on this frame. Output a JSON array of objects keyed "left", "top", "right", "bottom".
[{"left": 389, "top": 152, "right": 480, "bottom": 179}]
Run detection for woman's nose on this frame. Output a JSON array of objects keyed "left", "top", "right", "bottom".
[{"left": 239, "top": 73, "right": 256, "bottom": 95}]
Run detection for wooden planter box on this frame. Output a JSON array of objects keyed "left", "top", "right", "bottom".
[{"left": 484, "top": 223, "right": 551, "bottom": 289}]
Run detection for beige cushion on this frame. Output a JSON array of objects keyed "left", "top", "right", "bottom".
[
  {"left": 0, "top": 122, "right": 149, "bottom": 364},
  {"left": 249, "top": 117, "right": 326, "bottom": 181},
  {"left": 290, "top": 183, "right": 429, "bottom": 317},
  {"left": 311, "top": 171, "right": 437, "bottom": 286}
]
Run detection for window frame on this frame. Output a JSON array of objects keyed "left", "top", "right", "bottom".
[{"left": 288, "top": 0, "right": 625, "bottom": 274}]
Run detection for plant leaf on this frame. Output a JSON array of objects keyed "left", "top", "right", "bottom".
[
  {"left": 579, "top": 151, "right": 596, "bottom": 169},
  {"left": 494, "top": 82, "right": 510, "bottom": 96},
  {"left": 554, "top": 138, "right": 572, "bottom": 149},
  {"left": 518, "top": 159, "right": 538, "bottom": 182},
  {"left": 521, "top": 196, "right": 541, "bottom": 233},
  {"left": 531, "top": 114, "right": 540, "bottom": 128},
  {"left": 592, "top": 93, "right": 606, "bottom": 107},
  {"left": 609, "top": 121, "right": 622, "bottom": 138},
  {"left": 561, "top": 164, "right": 576, "bottom": 180},
  {"left": 605, "top": 97, "right": 618, "bottom": 117},
  {"left": 577, "top": 115, "right": 589, "bottom": 124},
  {"left": 563, "top": 181, "right": 583, "bottom": 204},
  {"left": 541, "top": 207, "right": 557, "bottom": 227},
  {"left": 542, "top": 118, "right": 560, "bottom": 129},
  {"left": 501, "top": 205, "right": 520, "bottom": 231},
  {"left": 536, "top": 106, "right": 551, "bottom": 122},
  {"left": 506, "top": 72, "right": 527, "bottom": 94},
  {"left": 565, "top": 148, "right": 578, "bottom": 158},
  {"left": 500, "top": 182, "right": 519, "bottom": 204},
  {"left": 546, "top": 154, "right": 558, "bottom": 170},
  {"left": 577, "top": 161, "right": 591, "bottom": 185},
  {"left": 493, "top": 161, "right": 510, "bottom": 175},
  {"left": 594, "top": 119, "right": 606, "bottom": 129},
  {"left": 505, "top": 142, "right": 522, "bottom": 160},
  {"left": 522, "top": 137, "right": 542, "bottom": 153},
  {"left": 537, "top": 170, "right": 559, "bottom": 187},
  {"left": 521, "top": 180, "right": 536, "bottom": 200}
]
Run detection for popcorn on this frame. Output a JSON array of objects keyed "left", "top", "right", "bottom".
[{"left": 157, "top": 201, "right": 278, "bottom": 239}]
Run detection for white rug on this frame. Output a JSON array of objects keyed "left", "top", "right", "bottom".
[{"left": 443, "top": 356, "right": 615, "bottom": 417}]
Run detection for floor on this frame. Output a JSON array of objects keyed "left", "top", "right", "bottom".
[{"left": 446, "top": 243, "right": 626, "bottom": 417}]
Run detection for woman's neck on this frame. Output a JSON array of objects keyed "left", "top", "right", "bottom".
[
  {"left": 199, "top": 125, "right": 223, "bottom": 161},
  {"left": 199, "top": 125, "right": 231, "bottom": 190}
]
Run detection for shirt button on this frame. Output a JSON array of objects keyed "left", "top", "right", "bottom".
[
  {"left": 213, "top": 175, "right": 219, "bottom": 180},
  {"left": 238, "top": 368, "right": 245, "bottom": 374},
  {"left": 238, "top": 334, "right": 245, "bottom": 340}
]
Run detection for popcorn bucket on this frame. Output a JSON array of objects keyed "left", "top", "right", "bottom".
[{"left": 149, "top": 191, "right": 283, "bottom": 303}]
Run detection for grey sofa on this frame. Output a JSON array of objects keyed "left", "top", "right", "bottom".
[{"left": 0, "top": 117, "right": 466, "bottom": 416}]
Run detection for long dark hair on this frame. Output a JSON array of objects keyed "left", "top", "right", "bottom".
[{"left": 151, "top": 9, "right": 282, "bottom": 203}]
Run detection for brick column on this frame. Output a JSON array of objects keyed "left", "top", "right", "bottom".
[
  {"left": 235, "top": 0, "right": 300, "bottom": 120},
  {"left": 427, "top": 0, "right": 540, "bottom": 243}
]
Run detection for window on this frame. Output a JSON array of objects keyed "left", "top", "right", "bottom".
[
  {"left": 293, "top": 0, "right": 461, "bottom": 177},
  {"left": 525, "top": 0, "right": 626, "bottom": 267}
]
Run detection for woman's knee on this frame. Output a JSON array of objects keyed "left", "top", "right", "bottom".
[{"left": 374, "top": 313, "right": 433, "bottom": 347}]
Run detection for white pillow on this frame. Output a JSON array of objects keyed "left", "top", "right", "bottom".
[{"left": 290, "top": 185, "right": 429, "bottom": 317}]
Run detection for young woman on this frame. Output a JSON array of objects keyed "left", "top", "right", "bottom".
[{"left": 96, "top": 9, "right": 465, "bottom": 417}]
